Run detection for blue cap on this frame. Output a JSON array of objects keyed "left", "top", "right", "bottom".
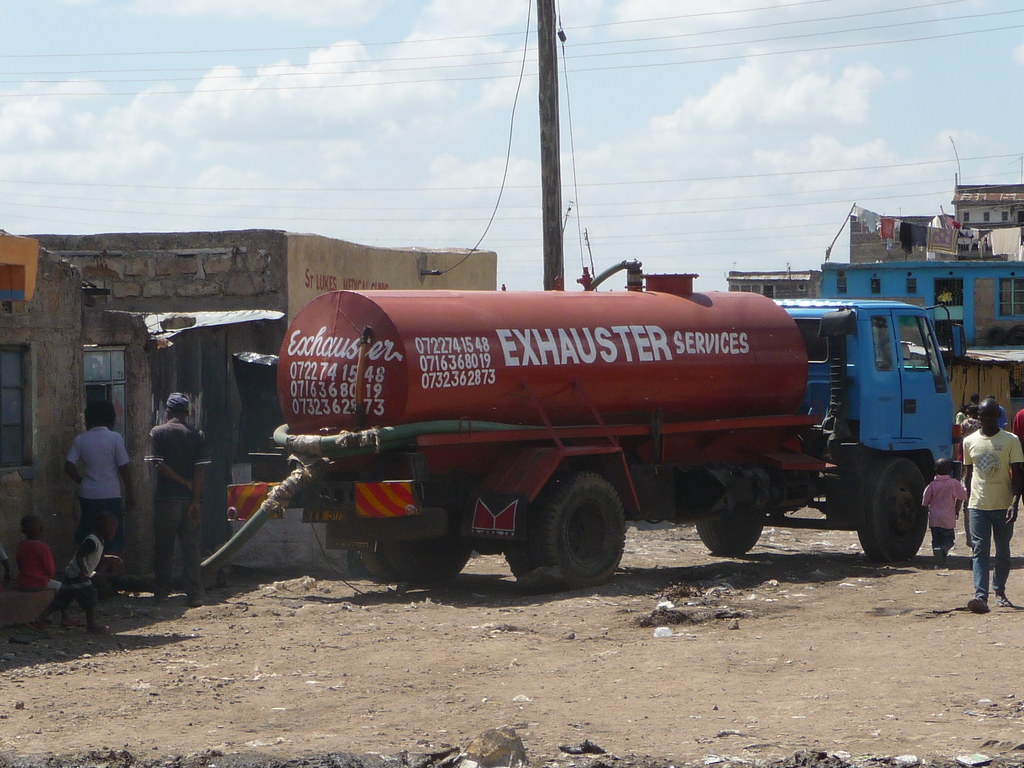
[{"left": 166, "top": 392, "right": 190, "bottom": 411}]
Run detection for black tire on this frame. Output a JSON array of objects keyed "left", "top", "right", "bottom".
[
  {"left": 527, "top": 472, "right": 626, "bottom": 589},
  {"left": 696, "top": 512, "right": 765, "bottom": 557},
  {"left": 503, "top": 543, "right": 536, "bottom": 577},
  {"left": 858, "top": 457, "right": 927, "bottom": 562},
  {"left": 986, "top": 326, "right": 1006, "bottom": 346},
  {"left": 364, "top": 537, "right": 473, "bottom": 587},
  {"left": 358, "top": 547, "right": 403, "bottom": 582}
]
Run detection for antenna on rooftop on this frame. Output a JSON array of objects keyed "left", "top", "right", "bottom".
[{"left": 949, "top": 136, "right": 961, "bottom": 185}]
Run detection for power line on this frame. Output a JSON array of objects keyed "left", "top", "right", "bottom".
[
  {"left": 1, "top": 152, "right": 1004, "bottom": 193},
  {"left": 0, "top": 0, "right": 868, "bottom": 61},
  {"left": 0, "top": 1, "right": 970, "bottom": 80},
  {"left": 1, "top": 18, "right": 1019, "bottom": 97}
]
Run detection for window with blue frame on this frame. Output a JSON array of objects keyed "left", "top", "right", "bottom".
[
  {"left": 1, "top": 347, "right": 26, "bottom": 467},
  {"left": 998, "top": 278, "right": 1024, "bottom": 316}
]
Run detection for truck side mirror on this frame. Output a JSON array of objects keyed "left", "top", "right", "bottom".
[
  {"left": 818, "top": 309, "right": 857, "bottom": 337},
  {"left": 950, "top": 323, "right": 967, "bottom": 358}
]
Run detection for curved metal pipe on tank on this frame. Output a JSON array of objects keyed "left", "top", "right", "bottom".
[{"left": 586, "top": 259, "right": 642, "bottom": 290}]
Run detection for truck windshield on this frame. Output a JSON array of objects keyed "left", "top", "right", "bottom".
[{"left": 897, "top": 315, "right": 947, "bottom": 393}]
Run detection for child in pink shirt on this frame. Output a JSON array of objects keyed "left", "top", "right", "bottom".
[{"left": 921, "top": 457, "right": 968, "bottom": 568}]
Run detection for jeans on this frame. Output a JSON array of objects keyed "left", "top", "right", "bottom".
[
  {"left": 76, "top": 497, "right": 125, "bottom": 555},
  {"left": 969, "top": 507, "right": 1015, "bottom": 600},
  {"left": 930, "top": 526, "right": 955, "bottom": 554},
  {"left": 153, "top": 497, "right": 204, "bottom": 600}
]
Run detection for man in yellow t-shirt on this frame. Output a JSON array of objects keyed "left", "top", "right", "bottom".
[{"left": 963, "top": 397, "right": 1024, "bottom": 614}]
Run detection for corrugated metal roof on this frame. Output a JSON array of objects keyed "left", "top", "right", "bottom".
[
  {"left": 953, "top": 185, "right": 1024, "bottom": 204},
  {"left": 964, "top": 349, "right": 1024, "bottom": 364},
  {"left": 729, "top": 273, "right": 818, "bottom": 281},
  {"left": 145, "top": 309, "right": 284, "bottom": 339}
]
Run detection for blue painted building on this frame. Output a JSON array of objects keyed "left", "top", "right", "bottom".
[{"left": 820, "top": 260, "right": 1024, "bottom": 346}]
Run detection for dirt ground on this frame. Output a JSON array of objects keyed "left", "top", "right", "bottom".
[{"left": 3, "top": 521, "right": 1024, "bottom": 768}]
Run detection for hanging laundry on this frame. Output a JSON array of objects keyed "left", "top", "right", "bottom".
[
  {"left": 908, "top": 223, "right": 928, "bottom": 249},
  {"left": 880, "top": 217, "right": 896, "bottom": 240},
  {"left": 853, "top": 205, "right": 881, "bottom": 233},
  {"left": 990, "top": 227, "right": 1023, "bottom": 259},
  {"left": 926, "top": 226, "right": 957, "bottom": 255},
  {"left": 899, "top": 220, "right": 913, "bottom": 252}
]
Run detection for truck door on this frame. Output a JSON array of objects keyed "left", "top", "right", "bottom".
[
  {"left": 858, "top": 314, "right": 902, "bottom": 449},
  {"left": 894, "top": 313, "right": 948, "bottom": 443}
]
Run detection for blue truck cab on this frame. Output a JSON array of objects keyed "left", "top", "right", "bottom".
[{"left": 776, "top": 299, "right": 956, "bottom": 561}]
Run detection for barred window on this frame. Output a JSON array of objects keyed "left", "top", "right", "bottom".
[
  {"left": 999, "top": 278, "right": 1024, "bottom": 316},
  {"left": 0, "top": 347, "right": 26, "bottom": 467}
]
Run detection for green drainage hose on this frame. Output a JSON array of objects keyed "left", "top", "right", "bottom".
[{"left": 200, "top": 419, "right": 540, "bottom": 576}]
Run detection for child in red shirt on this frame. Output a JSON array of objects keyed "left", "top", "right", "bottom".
[
  {"left": 16, "top": 515, "right": 58, "bottom": 591},
  {"left": 17, "top": 514, "right": 80, "bottom": 627}
]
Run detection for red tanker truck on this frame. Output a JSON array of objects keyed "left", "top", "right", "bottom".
[{"left": 221, "top": 271, "right": 958, "bottom": 589}]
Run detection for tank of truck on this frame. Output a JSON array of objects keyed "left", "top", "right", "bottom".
[{"left": 278, "top": 284, "right": 808, "bottom": 434}]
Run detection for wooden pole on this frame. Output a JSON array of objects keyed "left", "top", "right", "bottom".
[{"left": 537, "top": 0, "right": 563, "bottom": 290}]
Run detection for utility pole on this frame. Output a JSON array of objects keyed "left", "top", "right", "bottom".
[{"left": 537, "top": 0, "right": 563, "bottom": 290}]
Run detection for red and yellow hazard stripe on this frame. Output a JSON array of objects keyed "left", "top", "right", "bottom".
[
  {"left": 355, "top": 481, "right": 418, "bottom": 518},
  {"left": 227, "top": 482, "right": 280, "bottom": 520}
]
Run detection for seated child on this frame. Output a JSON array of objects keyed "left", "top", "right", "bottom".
[
  {"left": 30, "top": 511, "right": 118, "bottom": 635},
  {"left": 921, "top": 457, "right": 968, "bottom": 568},
  {"left": 15, "top": 515, "right": 60, "bottom": 591}
]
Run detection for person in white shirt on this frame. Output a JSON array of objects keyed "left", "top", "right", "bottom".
[{"left": 65, "top": 401, "right": 133, "bottom": 556}]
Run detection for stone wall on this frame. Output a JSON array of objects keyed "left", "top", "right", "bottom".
[
  {"left": 33, "top": 230, "right": 290, "bottom": 314},
  {"left": 0, "top": 249, "right": 84, "bottom": 568}
]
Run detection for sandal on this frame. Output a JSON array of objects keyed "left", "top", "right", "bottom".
[
  {"left": 61, "top": 617, "right": 84, "bottom": 627},
  {"left": 996, "top": 593, "right": 1014, "bottom": 608},
  {"left": 87, "top": 624, "right": 110, "bottom": 635}
]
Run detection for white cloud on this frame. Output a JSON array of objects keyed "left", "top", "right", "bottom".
[
  {"left": 660, "top": 58, "right": 883, "bottom": 131},
  {"left": 413, "top": 0, "right": 532, "bottom": 39},
  {"left": 126, "top": 0, "right": 383, "bottom": 25}
]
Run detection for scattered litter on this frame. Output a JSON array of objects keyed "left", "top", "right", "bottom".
[
  {"left": 956, "top": 755, "right": 992, "bottom": 767},
  {"left": 559, "top": 739, "right": 605, "bottom": 755},
  {"left": 894, "top": 755, "right": 920, "bottom": 767},
  {"left": 653, "top": 627, "right": 673, "bottom": 638},
  {"left": 512, "top": 694, "right": 532, "bottom": 703},
  {"left": 244, "top": 737, "right": 286, "bottom": 748}
]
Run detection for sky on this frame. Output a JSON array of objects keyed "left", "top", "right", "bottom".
[{"left": 1, "top": 0, "right": 1022, "bottom": 292}]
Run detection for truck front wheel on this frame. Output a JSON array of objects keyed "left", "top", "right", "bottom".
[
  {"left": 527, "top": 472, "right": 626, "bottom": 589},
  {"left": 696, "top": 511, "right": 764, "bottom": 557},
  {"left": 858, "top": 457, "right": 927, "bottom": 562}
]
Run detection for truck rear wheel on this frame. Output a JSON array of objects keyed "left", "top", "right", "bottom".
[
  {"left": 358, "top": 548, "right": 402, "bottom": 582},
  {"left": 858, "top": 457, "right": 927, "bottom": 562},
  {"left": 360, "top": 537, "right": 473, "bottom": 586},
  {"left": 527, "top": 472, "right": 626, "bottom": 589},
  {"left": 696, "top": 511, "right": 764, "bottom": 557}
]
